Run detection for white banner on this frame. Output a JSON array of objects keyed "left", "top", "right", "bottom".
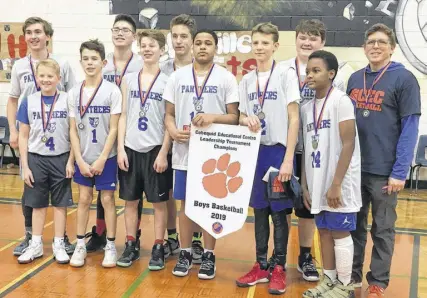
[{"left": 185, "top": 123, "right": 261, "bottom": 239}]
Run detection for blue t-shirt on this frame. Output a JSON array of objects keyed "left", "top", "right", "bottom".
[
  {"left": 347, "top": 62, "right": 421, "bottom": 177},
  {"left": 17, "top": 95, "right": 56, "bottom": 125}
]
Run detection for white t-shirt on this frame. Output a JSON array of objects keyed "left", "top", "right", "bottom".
[
  {"left": 301, "top": 87, "right": 362, "bottom": 214},
  {"left": 163, "top": 63, "right": 239, "bottom": 170}
]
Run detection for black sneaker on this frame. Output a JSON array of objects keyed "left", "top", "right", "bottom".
[
  {"left": 149, "top": 243, "right": 165, "bottom": 271},
  {"left": 198, "top": 252, "right": 216, "bottom": 280},
  {"left": 117, "top": 240, "right": 140, "bottom": 268},
  {"left": 164, "top": 236, "right": 180, "bottom": 258},
  {"left": 85, "top": 225, "right": 106, "bottom": 253},
  {"left": 172, "top": 250, "right": 193, "bottom": 277},
  {"left": 191, "top": 240, "right": 203, "bottom": 264},
  {"left": 298, "top": 253, "right": 320, "bottom": 282},
  {"left": 13, "top": 232, "right": 32, "bottom": 256},
  {"left": 64, "top": 234, "right": 75, "bottom": 255}
]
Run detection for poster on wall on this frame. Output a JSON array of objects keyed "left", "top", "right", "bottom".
[
  {"left": 0, "top": 23, "right": 53, "bottom": 82},
  {"left": 185, "top": 123, "right": 261, "bottom": 239}
]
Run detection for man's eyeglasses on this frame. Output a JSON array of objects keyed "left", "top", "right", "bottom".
[
  {"left": 365, "top": 39, "right": 390, "bottom": 47},
  {"left": 111, "top": 27, "right": 134, "bottom": 34}
]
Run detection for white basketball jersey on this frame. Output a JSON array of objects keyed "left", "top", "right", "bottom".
[
  {"left": 163, "top": 63, "right": 239, "bottom": 170},
  {"left": 26, "top": 91, "right": 70, "bottom": 156},
  {"left": 68, "top": 80, "right": 122, "bottom": 164},
  {"left": 9, "top": 54, "right": 77, "bottom": 106},
  {"left": 239, "top": 61, "right": 300, "bottom": 146},
  {"left": 123, "top": 70, "right": 169, "bottom": 153},
  {"left": 301, "top": 88, "right": 362, "bottom": 214},
  {"left": 103, "top": 52, "right": 143, "bottom": 86}
]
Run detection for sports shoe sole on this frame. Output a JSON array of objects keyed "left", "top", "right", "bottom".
[
  {"left": 172, "top": 264, "right": 193, "bottom": 277},
  {"left": 148, "top": 264, "right": 165, "bottom": 271},
  {"left": 236, "top": 277, "right": 269, "bottom": 287},
  {"left": 297, "top": 265, "right": 320, "bottom": 282},
  {"left": 117, "top": 256, "right": 140, "bottom": 268},
  {"left": 198, "top": 271, "right": 216, "bottom": 280},
  {"left": 18, "top": 254, "right": 43, "bottom": 264},
  {"left": 53, "top": 256, "right": 70, "bottom": 264},
  {"left": 268, "top": 288, "right": 286, "bottom": 295}
]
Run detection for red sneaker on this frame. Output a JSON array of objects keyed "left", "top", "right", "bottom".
[
  {"left": 367, "top": 285, "right": 385, "bottom": 297},
  {"left": 268, "top": 265, "right": 286, "bottom": 295},
  {"left": 236, "top": 262, "right": 270, "bottom": 287}
]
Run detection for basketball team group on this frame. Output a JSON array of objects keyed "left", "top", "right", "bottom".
[{"left": 5, "top": 12, "right": 421, "bottom": 298}]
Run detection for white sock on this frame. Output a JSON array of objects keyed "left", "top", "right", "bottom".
[
  {"left": 182, "top": 247, "right": 192, "bottom": 253},
  {"left": 32, "top": 235, "right": 42, "bottom": 245},
  {"left": 54, "top": 237, "right": 64, "bottom": 246},
  {"left": 334, "top": 235, "right": 354, "bottom": 286},
  {"left": 77, "top": 238, "right": 85, "bottom": 247},
  {"left": 204, "top": 249, "right": 214, "bottom": 254},
  {"left": 323, "top": 269, "right": 337, "bottom": 282}
]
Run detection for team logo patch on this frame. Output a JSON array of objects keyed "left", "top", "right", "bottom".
[
  {"left": 201, "top": 153, "right": 243, "bottom": 199},
  {"left": 89, "top": 117, "right": 100, "bottom": 128},
  {"left": 47, "top": 122, "right": 56, "bottom": 133},
  {"left": 212, "top": 222, "right": 223, "bottom": 234}
]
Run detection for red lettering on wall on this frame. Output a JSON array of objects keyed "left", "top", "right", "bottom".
[
  {"left": 7, "top": 34, "right": 27, "bottom": 58},
  {"left": 242, "top": 58, "right": 256, "bottom": 76},
  {"left": 226, "top": 56, "right": 241, "bottom": 76}
]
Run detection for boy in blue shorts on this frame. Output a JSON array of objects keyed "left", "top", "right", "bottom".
[
  {"left": 68, "top": 39, "right": 122, "bottom": 268},
  {"left": 301, "top": 50, "right": 362, "bottom": 298}
]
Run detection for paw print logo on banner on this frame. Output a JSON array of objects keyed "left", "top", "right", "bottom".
[{"left": 202, "top": 153, "right": 243, "bottom": 199}]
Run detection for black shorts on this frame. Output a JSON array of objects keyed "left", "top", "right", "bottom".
[
  {"left": 166, "top": 153, "right": 173, "bottom": 191},
  {"left": 119, "top": 146, "right": 171, "bottom": 203},
  {"left": 23, "top": 152, "right": 73, "bottom": 208},
  {"left": 285, "top": 153, "right": 314, "bottom": 219}
]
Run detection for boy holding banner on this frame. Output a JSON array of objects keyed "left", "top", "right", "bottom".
[
  {"left": 116, "top": 30, "right": 171, "bottom": 270},
  {"left": 68, "top": 39, "right": 122, "bottom": 268},
  {"left": 301, "top": 50, "right": 361, "bottom": 298},
  {"left": 164, "top": 29, "right": 239, "bottom": 280},
  {"left": 7, "top": 16, "right": 76, "bottom": 257},
  {"left": 236, "top": 22, "right": 300, "bottom": 295}
]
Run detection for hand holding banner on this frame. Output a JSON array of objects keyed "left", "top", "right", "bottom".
[{"left": 186, "top": 123, "right": 261, "bottom": 239}]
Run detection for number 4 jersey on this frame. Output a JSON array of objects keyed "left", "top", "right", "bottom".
[
  {"left": 68, "top": 79, "right": 122, "bottom": 164},
  {"left": 301, "top": 88, "right": 362, "bottom": 214}
]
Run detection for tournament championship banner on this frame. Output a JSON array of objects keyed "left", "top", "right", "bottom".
[
  {"left": 0, "top": 23, "right": 53, "bottom": 82},
  {"left": 185, "top": 123, "right": 261, "bottom": 239}
]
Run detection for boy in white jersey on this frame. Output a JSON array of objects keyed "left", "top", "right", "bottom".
[
  {"left": 164, "top": 29, "right": 239, "bottom": 279},
  {"left": 68, "top": 40, "right": 122, "bottom": 268},
  {"left": 7, "top": 16, "right": 76, "bottom": 257},
  {"left": 301, "top": 50, "right": 361, "bottom": 298},
  {"left": 280, "top": 20, "right": 346, "bottom": 282},
  {"left": 87, "top": 14, "right": 143, "bottom": 254},
  {"left": 236, "top": 23, "right": 300, "bottom": 295},
  {"left": 116, "top": 30, "right": 171, "bottom": 270},
  {"left": 16, "top": 59, "right": 74, "bottom": 264},
  {"left": 160, "top": 14, "right": 206, "bottom": 263}
]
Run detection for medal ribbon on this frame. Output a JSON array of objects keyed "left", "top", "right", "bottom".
[
  {"left": 363, "top": 62, "right": 391, "bottom": 107},
  {"left": 79, "top": 79, "right": 103, "bottom": 119},
  {"left": 313, "top": 86, "right": 334, "bottom": 136},
  {"left": 295, "top": 58, "right": 307, "bottom": 93},
  {"left": 192, "top": 63, "right": 215, "bottom": 101},
  {"left": 138, "top": 68, "right": 161, "bottom": 109},
  {"left": 256, "top": 60, "right": 276, "bottom": 108},
  {"left": 29, "top": 52, "right": 50, "bottom": 91},
  {"left": 113, "top": 53, "right": 133, "bottom": 87},
  {"left": 41, "top": 91, "right": 59, "bottom": 134}
]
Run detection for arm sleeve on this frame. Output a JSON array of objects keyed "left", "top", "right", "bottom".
[
  {"left": 67, "top": 89, "right": 76, "bottom": 118},
  {"left": 16, "top": 98, "right": 29, "bottom": 124},
  {"left": 338, "top": 95, "right": 356, "bottom": 122},
  {"left": 110, "top": 86, "right": 122, "bottom": 114},
  {"left": 238, "top": 79, "right": 247, "bottom": 114},
  {"left": 397, "top": 72, "right": 421, "bottom": 118},
  {"left": 9, "top": 64, "right": 21, "bottom": 98},
  {"left": 284, "top": 68, "right": 301, "bottom": 105},
  {"left": 390, "top": 115, "right": 420, "bottom": 180},
  {"left": 163, "top": 73, "right": 176, "bottom": 104},
  {"left": 225, "top": 72, "right": 239, "bottom": 104}
]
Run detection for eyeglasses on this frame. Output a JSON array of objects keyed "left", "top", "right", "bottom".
[
  {"left": 365, "top": 39, "right": 390, "bottom": 47},
  {"left": 111, "top": 27, "right": 134, "bottom": 34}
]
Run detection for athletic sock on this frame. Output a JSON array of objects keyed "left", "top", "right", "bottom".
[
  {"left": 204, "top": 249, "right": 214, "bottom": 254},
  {"left": 334, "top": 235, "right": 354, "bottom": 286},
  {"left": 300, "top": 246, "right": 311, "bottom": 257},
  {"left": 324, "top": 269, "right": 337, "bottom": 283},
  {"left": 154, "top": 239, "right": 163, "bottom": 245},
  {"left": 76, "top": 235, "right": 85, "bottom": 247},
  {"left": 54, "top": 237, "right": 64, "bottom": 246},
  {"left": 192, "top": 232, "right": 202, "bottom": 242},
  {"left": 96, "top": 219, "right": 106, "bottom": 235},
  {"left": 182, "top": 247, "right": 192, "bottom": 253},
  {"left": 126, "top": 235, "right": 136, "bottom": 242},
  {"left": 167, "top": 229, "right": 177, "bottom": 240},
  {"left": 107, "top": 237, "right": 115, "bottom": 242},
  {"left": 32, "top": 235, "right": 42, "bottom": 244}
]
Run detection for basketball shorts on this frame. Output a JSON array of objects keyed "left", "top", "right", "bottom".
[
  {"left": 74, "top": 156, "right": 118, "bottom": 191},
  {"left": 250, "top": 144, "right": 293, "bottom": 212},
  {"left": 315, "top": 211, "right": 357, "bottom": 231},
  {"left": 119, "top": 146, "right": 171, "bottom": 203},
  {"left": 23, "top": 152, "right": 73, "bottom": 208}
]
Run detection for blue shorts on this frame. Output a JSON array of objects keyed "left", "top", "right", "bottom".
[
  {"left": 250, "top": 144, "right": 293, "bottom": 212},
  {"left": 74, "top": 156, "right": 118, "bottom": 191},
  {"left": 315, "top": 211, "right": 357, "bottom": 232},
  {"left": 173, "top": 169, "right": 187, "bottom": 200}
]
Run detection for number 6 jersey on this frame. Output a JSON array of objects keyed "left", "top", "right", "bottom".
[
  {"left": 301, "top": 88, "right": 362, "bottom": 214},
  {"left": 68, "top": 79, "right": 122, "bottom": 164}
]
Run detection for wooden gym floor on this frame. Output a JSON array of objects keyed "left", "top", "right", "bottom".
[{"left": 0, "top": 167, "right": 426, "bottom": 298}]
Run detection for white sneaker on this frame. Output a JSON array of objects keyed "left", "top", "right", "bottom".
[
  {"left": 70, "top": 244, "right": 87, "bottom": 267},
  {"left": 53, "top": 240, "right": 70, "bottom": 264},
  {"left": 102, "top": 241, "right": 117, "bottom": 268},
  {"left": 18, "top": 240, "right": 43, "bottom": 264}
]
